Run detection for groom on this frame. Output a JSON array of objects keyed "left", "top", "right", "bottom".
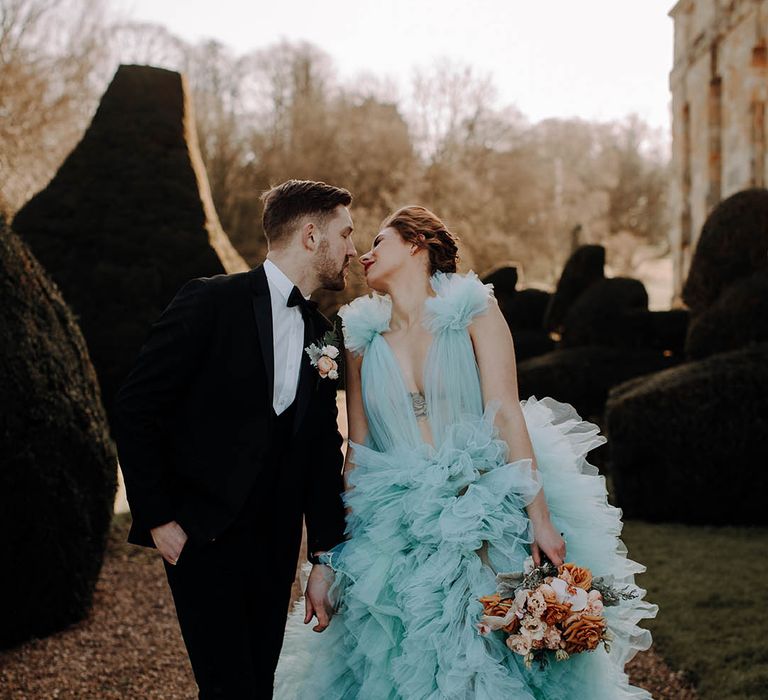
[{"left": 114, "top": 179, "right": 356, "bottom": 698}]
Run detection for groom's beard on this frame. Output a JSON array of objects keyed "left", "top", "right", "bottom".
[{"left": 317, "top": 240, "right": 347, "bottom": 291}]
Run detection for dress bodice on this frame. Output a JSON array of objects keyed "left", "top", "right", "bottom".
[{"left": 338, "top": 271, "right": 495, "bottom": 451}]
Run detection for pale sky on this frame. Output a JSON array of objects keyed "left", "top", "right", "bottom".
[{"left": 115, "top": 0, "right": 675, "bottom": 133}]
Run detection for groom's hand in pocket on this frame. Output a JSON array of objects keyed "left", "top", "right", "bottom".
[
  {"left": 150, "top": 520, "right": 188, "bottom": 566},
  {"left": 304, "top": 564, "right": 335, "bottom": 632}
]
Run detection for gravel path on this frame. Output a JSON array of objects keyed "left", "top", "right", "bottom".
[{"left": 0, "top": 515, "right": 697, "bottom": 699}]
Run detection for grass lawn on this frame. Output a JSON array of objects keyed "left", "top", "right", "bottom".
[{"left": 622, "top": 521, "right": 768, "bottom": 700}]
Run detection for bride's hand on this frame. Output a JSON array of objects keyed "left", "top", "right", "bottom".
[
  {"left": 304, "top": 564, "right": 336, "bottom": 633},
  {"left": 530, "top": 514, "right": 566, "bottom": 567}
]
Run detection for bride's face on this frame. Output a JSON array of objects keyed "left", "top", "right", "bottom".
[{"left": 359, "top": 227, "right": 413, "bottom": 292}]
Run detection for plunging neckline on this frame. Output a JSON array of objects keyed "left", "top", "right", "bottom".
[
  {"left": 379, "top": 332, "right": 434, "bottom": 400},
  {"left": 377, "top": 293, "right": 437, "bottom": 399}
]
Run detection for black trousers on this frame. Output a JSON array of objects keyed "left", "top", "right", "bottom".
[{"left": 164, "top": 403, "right": 303, "bottom": 699}]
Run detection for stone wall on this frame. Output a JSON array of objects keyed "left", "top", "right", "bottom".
[{"left": 669, "top": 0, "right": 768, "bottom": 301}]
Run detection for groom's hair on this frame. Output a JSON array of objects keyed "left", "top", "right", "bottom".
[{"left": 260, "top": 179, "right": 352, "bottom": 246}]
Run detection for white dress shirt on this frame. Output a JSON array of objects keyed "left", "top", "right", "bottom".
[{"left": 263, "top": 259, "right": 309, "bottom": 415}]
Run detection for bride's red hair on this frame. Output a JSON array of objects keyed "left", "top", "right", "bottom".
[{"left": 381, "top": 206, "right": 460, "bottom": 275}]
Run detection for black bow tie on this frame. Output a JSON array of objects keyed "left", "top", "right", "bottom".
[{"left": 287, "top": 285, "right": 318, "bottom": 318}]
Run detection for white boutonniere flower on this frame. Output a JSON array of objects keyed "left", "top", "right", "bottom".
[{"left": 305, "top": 329, "right": 341, "bottom": 380}]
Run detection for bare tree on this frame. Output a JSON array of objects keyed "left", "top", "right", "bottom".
[{"left": 0, "top": 0, "right": 110, "bottom": 211}]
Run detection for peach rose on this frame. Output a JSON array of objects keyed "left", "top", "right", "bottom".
[
  {"left": 562, "top": 614, "right": 606, "bottom": 654},
  {"left": 506, "top": 634, "right": 532, "bottom": 656},
  {"left": 542, "top": 601, "right": 572, "bottom": 626},
  {"left": 316, "top": 356, "right": 338, "bottom": 378},
  {"left": 585, "top": 590, "right": 604, "bottom": 616},
  {"left": 527, "top": 590, "right": 547, "bottom": 619},
  {"left": 520, "top": 615, "right": 546, "bottom": 641},
  {"left": 558, "top": 563, "right": 593, "bottom": 591},
  {"left": 543, "top": 626, "right": 562, "bottom": 650}
]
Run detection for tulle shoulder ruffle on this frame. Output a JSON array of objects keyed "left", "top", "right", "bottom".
[
  {"left": 424, "top": 269, "right": 495, "bottom": 333},
  {"left": 337, "top": 293, "right": 392, "bottom": 356}
]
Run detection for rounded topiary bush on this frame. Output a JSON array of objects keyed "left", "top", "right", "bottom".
[
  {"left": 543, "top": 244, "right": 605, "bottom": 332},
  {"left": 639, "top": 309, "right": 690, "bottom": 355},
  {"left": 0, "top": 219, "right": 117, "bottom": 649},
  {"left": 517, "top": 345, "right": 678, "bottom": 423},
  {"left": 685, "top": 269, "right": 768, "bottom": 360},
  {"left": 510, "top": 329, "right": 556, "bottom": 363},
  {"left": 560, "top": 277, "right": 648, "bottom": 348},
  {"left": 503, "top": 288, "right": 551, "bottom": 332},
  {"left": 606, "top": 342, "right": 768, "bottom": 525},
  {"left": 682, "top": 188, "right": 768, "bottom": 315}
]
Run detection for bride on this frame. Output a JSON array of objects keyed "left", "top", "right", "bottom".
[{"left": 275, "top": 205, "right": 657, "bottom": 699}]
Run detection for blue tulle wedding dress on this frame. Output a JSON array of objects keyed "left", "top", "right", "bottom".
[{"left": 274, "top": 271, "right": 657, "bottom": 699}]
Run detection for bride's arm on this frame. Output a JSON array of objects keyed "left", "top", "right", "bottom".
[
  {"left": 468, "top": 296, "right": 566, "bottom": 567},
  {"left": 343, "top": 347, "right": 369, "bottom": 495}
]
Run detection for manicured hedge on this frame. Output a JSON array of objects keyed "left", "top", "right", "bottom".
[
  {"left": 685, "top": 269, "right": 768, "bottom": 360},
  {"left": 517, "top": 345, "right": 678, "bottom": 423},
  {"left": 0, "top": 218, "right": 117, "bottom": 649},
  {"left": 606, "top": 342, "right": 768, "bottom": 525},
  {"left": 13, "top": 65, "right": 247, "bottom": 425},
  {"left": 543, "top": 244, "right": 605, "bottom": 332},
  {"left": 560, "top": 277, "right": 648, "bottom": 348},
  {"left": 682, "top": 188, "right": 768, "bottom": 315}
]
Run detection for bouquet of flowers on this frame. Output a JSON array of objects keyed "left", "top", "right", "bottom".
[{"left": 477, "top": 556, "right": 637, "bottom": 669}]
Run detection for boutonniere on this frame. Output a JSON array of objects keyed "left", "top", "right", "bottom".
[{"left": 305, "top": 328, "right": 341, "bottom": 380}]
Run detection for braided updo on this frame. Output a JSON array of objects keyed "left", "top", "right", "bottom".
[{"left": 381, "top": 205, "right": 460, "bottom": 275}]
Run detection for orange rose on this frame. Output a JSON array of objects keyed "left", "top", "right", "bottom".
[
  {"left": 502, "top": 615, "right": 521, "bottom": 634},
  {"left": 562, "top": 614, "right": 606, "bottom": 654},
  {"left": 479, "top": 594, "right": 514, "bottom": 618},
  {"left": 558, "top": 563, "right": 593, "bottom": 591},
  {"left": 542, "top": 601, "right": 572, "bottom": 626}
]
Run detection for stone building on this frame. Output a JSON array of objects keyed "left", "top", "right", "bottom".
[{"left": 669, "top": 0, "right": 768, "bottom": 302}]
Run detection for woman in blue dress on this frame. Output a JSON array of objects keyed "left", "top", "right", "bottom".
[{"left": 275, "top": 205, "right": 657, "bottom": 699}]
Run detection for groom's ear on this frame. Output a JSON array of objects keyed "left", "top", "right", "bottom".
[{"left": 302, "top": 221, "right": 317, "bottom": 250}]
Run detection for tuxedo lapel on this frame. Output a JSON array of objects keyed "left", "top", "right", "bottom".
[
  {"left": 249, "top": 265, "right": 275, "bottom": 409},
  {"left": 292, "top": 311, "right": 317, "bottom": 436}
]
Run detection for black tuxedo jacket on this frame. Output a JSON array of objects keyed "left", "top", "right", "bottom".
[{"left": 113, "top": 265, "right": 346, "bottom": 556}]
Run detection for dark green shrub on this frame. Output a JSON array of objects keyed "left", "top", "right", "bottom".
[
  {"left": 685, "top": 269, "right": 768, "bottom": 360},
  {"left": 606, "top": 343, "right": 768, "bottom": 525},
  {"left": 543, "top": 245, "right": 604, "bottom": 332},
  {"left": 13, "top": 65, "right": 247, "bottom": 425},
  {"left": 560, "top": 277, "right": 648, "bottom": 348},
  {"left": 682, "top": 188, "right": 768, "bottom": 314},
  {"left": 503, "top": 288, "right": 551, "bottom": 332},
  {"left": 0, "top": 219, "right": 117, "bottom": 649},
  {"left": 511, "top": 329, "right": 556, "bottom": 363},
  {"left": 517, "top": 345, "right": 678, "bottom": 423},
  {"left": 482, "top": 265, "right": 519, "bottom": 297}
]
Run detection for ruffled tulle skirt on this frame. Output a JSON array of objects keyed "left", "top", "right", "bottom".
[{"left": 274, "top": 396, "right": 657, "bottom": 699}]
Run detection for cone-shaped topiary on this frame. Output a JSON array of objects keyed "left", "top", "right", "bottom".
[
  {"left": 481, "top": 265, "right": 519, "bottom": 298},
  {"left": 13, "top": 64, "right": 248, "bottom": 424},
  {"left": 606, "top": 343, "right": 768, "bottom": 525},
  {"left": 0, "top": 217, "right": 117, "bottom": 649},
  {"left": 682, "top": 188, "right": 768, "bottom": 315},
  {"left": 543, "top": 245, "right": 605, "bottom": 332}
]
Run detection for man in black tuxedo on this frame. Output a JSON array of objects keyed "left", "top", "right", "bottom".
[{"left": 114, "top": 180, "right": 357, "bottom": 698}]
